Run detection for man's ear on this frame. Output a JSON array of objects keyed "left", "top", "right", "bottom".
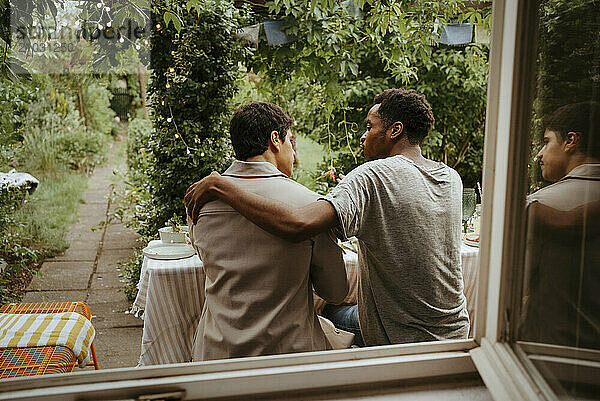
[
  {"left": 564, "top": 131, "right": 581, "bottom": 152},
  {"left": 389, "top": 122, "right": 404, "bottom": 141},
  {"left": 269, "top": 130, "right": 281, "bottom": 151}
]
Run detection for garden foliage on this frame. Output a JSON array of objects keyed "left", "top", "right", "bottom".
[
  {"left": 529, "top": 0, "right": 600, "bottom": 189},
  {"left": 0, "top": 73, "right": 116, "bottom": 303},
  {"left": 114, "top": 0, "right": 492, "bottom": 297},
  {"left": 238, "top": 0, "right": 491, "bottom": 191},
  {"left": 83, "top": 82, "right": 118, "bottom": 137},
  {"left": 21, "top": 86, "right": 108, "bottom": 173},
  {"left": 128, "top": 0, "right": 245, "bottom": 237}
]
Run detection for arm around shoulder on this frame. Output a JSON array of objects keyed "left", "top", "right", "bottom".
[{"left": 185, "top": 172, "right": 338, "bottom": 241}]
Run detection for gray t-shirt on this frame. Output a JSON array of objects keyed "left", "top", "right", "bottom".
[{"left": 323, "top": 155, "right": 469, "bottom": 345}]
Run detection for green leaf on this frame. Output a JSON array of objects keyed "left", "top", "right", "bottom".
[
  {"left": 348, "top": 61, "right": 358, "bottom": 76},
  {"left": 163, "top": 11, "right": 182, "bottom": 32}
]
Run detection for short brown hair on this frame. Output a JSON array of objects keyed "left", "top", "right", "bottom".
[
  {"left": 544, "top": 101, "right": 600, "bottom": 159},
  {"left": 230, "top": 102, "right": 294, "bottom": 160}
]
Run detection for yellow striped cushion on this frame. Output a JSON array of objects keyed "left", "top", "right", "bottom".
[{"left": 0, "top": 312, "right": 95, "bottom": 367}]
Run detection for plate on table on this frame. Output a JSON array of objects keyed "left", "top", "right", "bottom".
[
  {"left": 463, "top": 232, "right": 480, "bottom": 248},
  {"left": 142, "top": 242, "right": 196, "bottom": 260}
]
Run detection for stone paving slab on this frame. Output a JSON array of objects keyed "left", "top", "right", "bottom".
[
  {"left": 82, "top": 192, "right": 110, "bottom": 204},
  {"left": 90, "top": 271, "right": 123, "bottom": 290},
  {"left": 78, "top": 205, "right": 110, "bottom": 219},
  {"left": 97, "top": 249, "right": 135, "bottom": 273},
  {"left": 28, "top": 261, "right": 94, "bottom": 291},
  {"left": 53, "top": 247, "right": 98, "bottom": 262},
  {"left": 92, "top": 327, "right": 142, "bottom": 369},
  {"left": 75, "top": 215, "right": 106, "bottom": 229},
  {"left": 65, "top": 232, "right": 102, "bottom": 243},
  {"left": 65, "top": 239, "right": 102, "bottom": 252},
  {"left": 87, "top": 180, "right": 113, "bottom": 189},
  {"left": 22, "top": 290, "right": 88, "bottom": 303},
  {"left": 88, "top": 302, "right": 142, "bottom": 330},
  {"left": 66, "top": 228, "right": 103, "bottom": 243},
  {"left": 66, "top": 220, "right": 98, "bottom": 230},
  {"left": 103, "top": 237, "right": 141, "bottom": 250},
  {"left": 87, "top": 288, "right": 129, "bottom": 304},
  {"left": 104, "top": 223, "right": 137, "bottom": 236}
]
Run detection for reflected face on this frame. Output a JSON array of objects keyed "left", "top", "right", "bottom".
[
  {"left": 536, "top": 129, "right": 570, "bottom": 182},
  {"left": 277, "top": 129, "right": 296, "bottom": 177},
  {"left": 360, "top": 104, "right": 390, "bottom": 161}
]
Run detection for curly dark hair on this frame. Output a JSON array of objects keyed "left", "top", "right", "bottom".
[
  {"left": 373, "top": 89, "right": 435, "bottom": 145},
  {"left": 543, "top": 101, "right": 600, "bottom": 159},
  {"left": 230, "top": 102, "right": 294, "bottom": 160}
]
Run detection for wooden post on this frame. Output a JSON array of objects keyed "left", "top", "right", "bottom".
[
  {"left": 76, "top": 80, "right": 88, "bottom": 127},
  {"left": 138, "top": 62, "right": 149, "bottom": 119}
]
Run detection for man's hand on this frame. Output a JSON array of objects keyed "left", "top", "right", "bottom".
[{"left": 184, "top": 172, "right": 221, "bottom": 224}]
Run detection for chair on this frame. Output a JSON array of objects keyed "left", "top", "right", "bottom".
[{"left": 0, "top": 302, "right": 100, "bottom": 378}]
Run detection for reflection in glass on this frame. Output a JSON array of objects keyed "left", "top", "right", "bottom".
[
  {"left": 517, "top": 0, "right": 600, "bottom": 397},
  {"left": 462, "top": 188, "right": 477, "bottom": 231}
]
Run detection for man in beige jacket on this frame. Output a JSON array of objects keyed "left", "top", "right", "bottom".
[{"left": 188, "top": 102, "right": 349, "bottom": 361}]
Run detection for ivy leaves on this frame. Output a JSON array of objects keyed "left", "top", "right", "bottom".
[{"left": 138, "top": 0, "right": 243, "bottom": 235}]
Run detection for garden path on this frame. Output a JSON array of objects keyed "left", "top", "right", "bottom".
[{"left": 23, "top": 139, "right": 143, "bottom": 370}]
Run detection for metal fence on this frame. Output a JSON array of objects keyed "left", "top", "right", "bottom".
[{"left": 110, "top": 88, "right": 133, "bottom": 120}]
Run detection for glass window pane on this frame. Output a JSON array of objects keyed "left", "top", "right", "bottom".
[{"left": 516, "top": 0, "right": 600, "bottom": 397}]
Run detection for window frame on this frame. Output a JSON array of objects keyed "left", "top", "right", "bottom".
[
  {"left": 0, "top": 0, "right": 557, "bottom": 399},
  {"left": 470, "top": 0, "right": 597, "bottom": 400}
]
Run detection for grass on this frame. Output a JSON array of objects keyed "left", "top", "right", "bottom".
[
  {"left": 294, "top": 134, "right": 327, "bottom": 191},
  {"left": 12, "top": 172, "right": 87, "bottom": 254}
]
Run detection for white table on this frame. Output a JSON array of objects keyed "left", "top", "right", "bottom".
[{"left": 132, "top": 240, "right": 204, "bottom": 366}]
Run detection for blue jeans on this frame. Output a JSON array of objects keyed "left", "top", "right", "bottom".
[{"left": 322, "top": 304, "right": 364, "bottom": 347}]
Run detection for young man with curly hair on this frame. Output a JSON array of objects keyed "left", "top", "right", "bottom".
[{"left": 186, "top": 89, "right": 470, "bottom": 346}]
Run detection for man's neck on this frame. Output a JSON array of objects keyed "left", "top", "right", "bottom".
[
  {"left": 245, "top": 154, "right": 276, "bottom": 166},
  {"left": 564, "top": 155, "right": 600, "bottom": 176},
  {"left": 388, "top": 139, "right": 437, "bottom": 168}
]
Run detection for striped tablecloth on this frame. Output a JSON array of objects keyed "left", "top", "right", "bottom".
[
  {"left": 132, "top": 244, "right": 204, "bottom": 366},
  {"left": 461, "top": 242, "right": 480, "bottom": 332}
]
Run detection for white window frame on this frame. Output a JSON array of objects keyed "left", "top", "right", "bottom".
[
  {"left": 0, "top": 1, "right": 556, "bottom": 399},
  {"left": 469, "top": 0, "right": 587, "bottom": 400}
]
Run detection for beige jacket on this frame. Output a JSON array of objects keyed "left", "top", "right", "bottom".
[{"left": 190, "top": 161, "right": 348, "bottom": 361}]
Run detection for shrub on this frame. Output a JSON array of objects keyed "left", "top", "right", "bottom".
[
  {"left": 20, "top": 87, "right": 107, "bottom": 174},
  {"left": 117, "top": 250, "right": 145, "bottom": 301},
  {"left": 82, "top": 82, "right": 117, "bottom": 137},
  {"left": 54, "top": 128, "right": 107, "bottom": 172},
  {"left": 111, "top": 116, "right": 154, "bottom": 230},
  {"left": 115, "top": 0, "right": 246, "bottom": 298},
  {"left": 126, "top": 116, "right": 153, "bottom": 177},
  {"left": 0, "top": 186, "right": 28, "bottom": 240},
  {"left": 0, "top": 78, "right": 36, "bottom": 168}
]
